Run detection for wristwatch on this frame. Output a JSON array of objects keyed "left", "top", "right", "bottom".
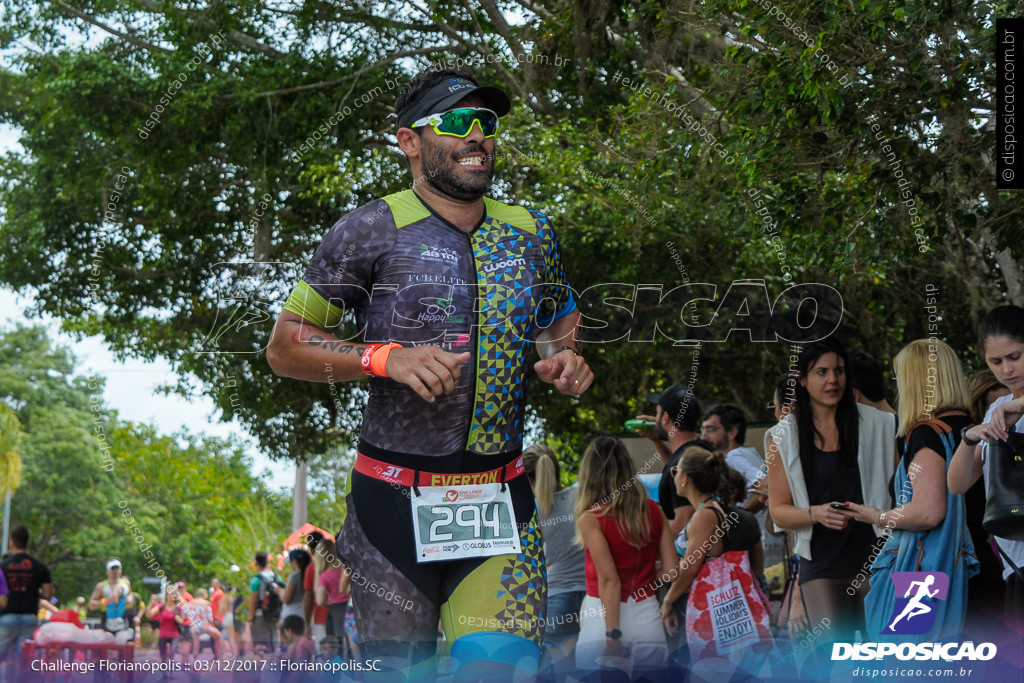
[
  {"left": 960, "top": 426, "right": 980, "bottom": 448},
  {"left": 605, "top": 628, "right": 622, "bottom": 640}
]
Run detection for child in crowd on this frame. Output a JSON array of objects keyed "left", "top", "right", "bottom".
[
  {"left": 278, "top": 614, "right": 315, "bottom": 662},
  {"left": 317, "top": 635, "right": 343, "bottom": 663}
]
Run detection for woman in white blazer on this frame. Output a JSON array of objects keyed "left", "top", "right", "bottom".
[{"left": 765, "top": 339, "right": 895, "bottom": 642}]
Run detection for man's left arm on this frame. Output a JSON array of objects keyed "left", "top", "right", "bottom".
[
  {"left": 534, "top": 310, "right": 593, "bottom": 395},
  {"left": 532, "top": 215, "right": 592, "bottom": 396}
]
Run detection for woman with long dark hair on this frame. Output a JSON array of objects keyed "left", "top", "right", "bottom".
[
  {"left": 950, "top": 305, "right": 1024, "bottom": 627},
  {"left": 764, "top": 338, "right": 895, "bottom": 639},
  {"left": 280, "top": 549, "right": 311, "bottom": 630}
]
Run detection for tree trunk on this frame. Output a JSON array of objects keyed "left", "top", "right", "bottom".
[{"left": 292, "top": 461, "right": 308, "bottom": 533}]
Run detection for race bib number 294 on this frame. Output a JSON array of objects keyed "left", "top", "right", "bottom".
[{"left": 412, "top": 483, "right": 522, "bottom": 562}]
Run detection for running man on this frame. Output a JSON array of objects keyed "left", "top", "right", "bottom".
[
  {"left": 888, "top": 574, "right": 940, "bottom": 631},
  {"left": 268, "top": 66, "right": 592, "bottom": 678},
  {"left": 88, "top": 558, "right": 133, "bottom": 638}
]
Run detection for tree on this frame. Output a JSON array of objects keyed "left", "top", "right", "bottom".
[
  {"left": 0, "top": 325, "right": 123, "bottom": 600},
  {"left": 0, "top": 1, "right": 1019, "bottom": 466},
  {"left": 0, "top": 403, "right": 24, "bottom": 499},
  {"left": 0, "top": 325, "right": 291, "bottom": 602},
  {"left": 0, "top": 402, "right": 25, "bottom": 551},
  {"left": 305, "top": 443, "right": 355, "bottom": 536}
]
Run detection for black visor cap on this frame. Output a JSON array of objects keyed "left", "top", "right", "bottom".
[{"left": 396, "top": 76, "right": 511, "bottom": 129}]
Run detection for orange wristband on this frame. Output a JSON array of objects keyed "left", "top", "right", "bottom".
[
  {"left": 360, "top": 344, "right": 382, "bottom": 375},
  {"left": 361, "top": 342, "right": 401, "bottom": 378}
]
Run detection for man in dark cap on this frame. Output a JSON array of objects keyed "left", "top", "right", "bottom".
[
  {"left": 268, "top": 66, "right": 591, "bottom": 677},
  {"left": 648, "top": 384, "right": 709, "bottom": 666},
  {"left": 650, "top": 385, "right": 709, "bottom": 534}
]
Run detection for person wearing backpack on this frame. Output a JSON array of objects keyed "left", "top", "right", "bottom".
[{"left": 247, "top": 551, "right": 284, "bottom": 655}]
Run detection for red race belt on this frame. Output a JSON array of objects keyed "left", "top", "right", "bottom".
[{"left": 354, "top": 451, "right": 525, "bottom": 488}]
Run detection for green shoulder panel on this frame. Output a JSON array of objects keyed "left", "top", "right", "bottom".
[
  {"left": 282, "top": 279, "right": 344, "bottom": 329},
  {"left": 383, "top": 189, "right": 431, "bottom": 229},
  {"left": 483, "top": 197, "right": 538, "bottom": 235}
]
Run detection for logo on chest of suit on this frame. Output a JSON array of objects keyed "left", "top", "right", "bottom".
[
  {"left": 417, "top": 297, "right": 466, "bottom": 324},
  {"left": 419, "top": 245, "right": 459, "bottom": 264},
  {"left": 482, "top": 257, "right": 526, "bottom": 274}
]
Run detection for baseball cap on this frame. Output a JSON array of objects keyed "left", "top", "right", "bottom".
[
  {"left": 647, "top": 385, "right": 701, "bottom": 432},
  {"left": 396, "top": 76, "right": 511, "bottom": 130},
  {"left": 106, "top": 559, "right": 121, "bottom": 570}
]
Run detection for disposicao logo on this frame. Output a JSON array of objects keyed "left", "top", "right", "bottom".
[
  {"left": 831, "top": 642, "right": 996, "bottom": 662},
  {"left": 831, "top": 571, "right": 997, "bottom": 663},
  {"left": 885, "top": 571, "right": 948, "bottom": 635}
]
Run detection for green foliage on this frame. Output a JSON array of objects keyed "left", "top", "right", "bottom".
[
  {"left": 0, "top": 325, "right": 291, "bottom": 604},
  {"left": 0, "top": 401, "right": 26, "bottom": 496},
  {"left": 305, "top": 444, "right": 353, "bottom": 534}
]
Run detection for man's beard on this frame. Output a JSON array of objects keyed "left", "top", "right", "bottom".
[
  {"left": 419, "top": 140, "right": 493, "bottom": 200},
  {"left": 655, "top": 423, "right": 670, "bottom": 441}
]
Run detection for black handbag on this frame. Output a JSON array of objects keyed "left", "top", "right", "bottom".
[{"left": 983, "top": 426, "right": 1024, "bottom": 541}]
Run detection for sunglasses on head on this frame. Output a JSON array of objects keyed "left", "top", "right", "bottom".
[{"left": 411, "top": 108, "right": 499, "bottom": 138}]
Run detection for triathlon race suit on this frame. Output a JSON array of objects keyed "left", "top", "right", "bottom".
[
  {"left": 283, "top": 189, "right": 577, "bottom": 669},
  {"left": 101, "top": 580, "right": 130, "bottom": 635}
]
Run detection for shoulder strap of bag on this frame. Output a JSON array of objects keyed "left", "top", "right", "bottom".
[
  {"left": 787, "top": 555, "right": 799, "bottom": 610},
  {"left": 902, "top": 418, "right": 954, "bottom": 460},
  {"left": 904, "top": 418, "right": 952, "bottom": 443},
  {"left": 709, "top": 503, "right": 727, "bottom": 531},
  {"left": 707, "top": 504, "right": 731, "bottom": 555}
]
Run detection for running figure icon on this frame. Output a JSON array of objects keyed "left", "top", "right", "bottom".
[{"left": 888, "top": 574, "right": 939, "bottom": 631}]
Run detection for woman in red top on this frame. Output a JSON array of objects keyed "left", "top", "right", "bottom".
[
  {"left": 573, "top": 436, "right": 676, "bottom": 672},
  {"left": 148, "top": 585, "right": 184, "bottom": 663},
  {"left": 314, "top": 539, "right": 352, "bottom": 656}
]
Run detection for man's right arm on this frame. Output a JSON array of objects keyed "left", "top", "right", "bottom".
[
  {"left": 267, "top": 311, "right": 368, "bottom": 383},
  {"left": 267, "top": 311, "right": 470, "bottom": 403},
  {"left": 248, "top": 585, "right": 259, "bottom": 625},
  {"left": 668, "top": 504, "right": 693, "bottom": 537},
  {"left": 633, "top": 415, "right": 672, "bottom": 465},
  {"left": 87, "top": 583, "right": 104, "bottom": 610},
  {"left": 41, "top": 582, "right": 54, "bottom": 601}
]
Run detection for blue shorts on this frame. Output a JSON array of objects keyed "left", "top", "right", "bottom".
[
  {"left": 0, "top": 613, "right": 39, "bottom": 662},
  {"left": 543, "top": 590, "right": 585, "bottom": 647}
]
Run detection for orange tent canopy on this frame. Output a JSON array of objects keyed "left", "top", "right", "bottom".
[{"left": 282, "top": 523, "right": 335, "bottom": 550}]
